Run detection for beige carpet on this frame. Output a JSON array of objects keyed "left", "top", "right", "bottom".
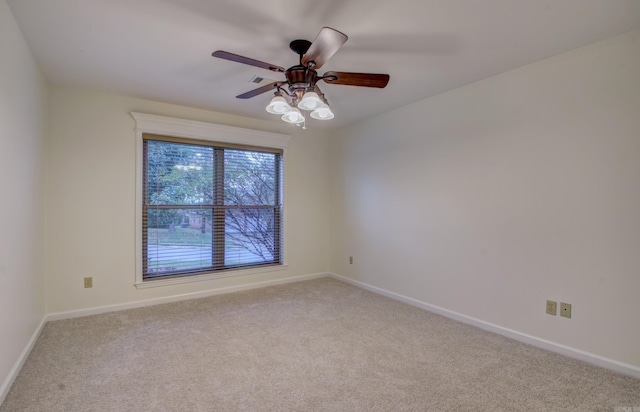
[{"left": 1, "top": 277, "right": 639, "bottom": 411}]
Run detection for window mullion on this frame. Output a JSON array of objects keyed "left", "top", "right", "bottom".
[
  {"left": 274, "top": 154, "right": 282, "bottom": 262},
  {"left": 213, "top": 148, "right": 225, "bottom": 268}
]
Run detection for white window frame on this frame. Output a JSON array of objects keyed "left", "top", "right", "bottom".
[{"left": 132, "top": 112, "right": 290, "bottom": 289}]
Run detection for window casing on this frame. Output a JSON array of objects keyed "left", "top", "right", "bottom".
[{"left": 132, "top": 113, "right": 290, "bottom": 288}]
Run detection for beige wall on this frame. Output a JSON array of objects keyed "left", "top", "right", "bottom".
[
  {"left": 46, "top": 88, "right": 330, "bottom": 313},
  {"left": 0, "top": 0, "right": 48, "bottom": 394},
  {"left": 329, "top": 29, "right": 640, "bottom": 368}
]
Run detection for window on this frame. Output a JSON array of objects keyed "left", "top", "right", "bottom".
[
  {"left": 143, "top": 135, "right": 283, "bottom": 280},
  {"left": 132, "top": 112, "right": 290, "bottom": 287}
]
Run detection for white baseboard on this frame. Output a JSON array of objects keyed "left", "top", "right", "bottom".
[
  {"left": 0, "top": 316, "right": 47, "bottom": 406},
  {"left": 47, "top": 272, "right": 328, "bottom": 321},
  {"left": 328, "top": 272, "right": 640, "bottom": 380}
]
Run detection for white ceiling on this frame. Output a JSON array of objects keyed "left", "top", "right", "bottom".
[{"left": 8, "top": 0, "right": 640, "bottom": 129}]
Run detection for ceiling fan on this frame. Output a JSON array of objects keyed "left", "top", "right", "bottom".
[{"left": 212, "top": 27, "right": 390, "bottom": 124}]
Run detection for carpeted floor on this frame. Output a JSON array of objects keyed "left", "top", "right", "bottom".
[{"left": 1, "top": 277, "right": 639, "bottom": 411}]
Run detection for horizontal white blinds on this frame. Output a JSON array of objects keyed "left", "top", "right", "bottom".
[{"left": 142, "top": 135, "right": 282, "bottom": 280}]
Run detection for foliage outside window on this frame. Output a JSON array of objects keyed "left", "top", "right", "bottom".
[{"left": 142, "top": 134, "right": 283, "bottom": 280}]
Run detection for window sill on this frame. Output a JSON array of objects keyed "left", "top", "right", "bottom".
[{"left": 134, "top": 264, "right": 289, "bottom": 289}]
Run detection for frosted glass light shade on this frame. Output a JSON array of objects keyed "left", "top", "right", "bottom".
[
  {"left": 281, "top": 107, "right": 305, "bottom": 124},
  {"left": 266, "top": 95, "right": 291, "bottom": 114},
  {"left": 298, "top": 91, "right": 323, "bottom": 111},
  {"left": 310, "top": 104, "right": 334, "bottom": 120}
]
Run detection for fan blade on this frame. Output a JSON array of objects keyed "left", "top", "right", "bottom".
[
  {"left": 301, "top": 27, "right": 348, "bottom": 69},
  {"left": 322, "top": 71, "right": 390, "bottom": 88},
  {"left": 212, "top": 51, "right": 285, "bottom": 73},
  {"left": 236, "top": 82, "right": 280, "bottom": 99}
]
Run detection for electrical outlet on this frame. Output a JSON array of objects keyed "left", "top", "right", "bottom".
[
  {"left": 546, "top": 300, "right": 557, "bottom": 316},
  {"left": 84, "top": 277, "right": 93, "bottom": 288},
  {"left": 349, "top": 256, "right": 353, "bottom": 265},
  {"left": 560, "top": 302, "right": 572, "bottom": 318}
]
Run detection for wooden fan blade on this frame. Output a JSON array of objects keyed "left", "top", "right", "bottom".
[
  {"left": 236, "top": 82, "right": 280, "bottom": 99},
  {"left": 212, "top": 51, "right": 285, "bottom": 73},
  {"left": 301, "top": 27, "right": 348, "bottom": 69},
  {"left": 322, "top": 71, "right": 390, "bottom": 88}
]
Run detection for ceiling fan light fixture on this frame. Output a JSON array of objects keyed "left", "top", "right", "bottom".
[
  {"left": 281, "top": 107, "right": 305, "bottom": 124},
  {"left": 266, "top": 95, "right": 291, "bottom": 114},
  {"left": 310, "top": 103, "right": 334, "bottom": 120},
  {"left": 298, "top": 91, "right": 323, "bottom": 111},
  {"left": 213, "top": 27, "right": 390, "bottom": 128}
]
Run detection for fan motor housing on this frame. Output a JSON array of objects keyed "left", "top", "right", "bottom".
[{"left": 285, "top": 65, "right": 317, "bottom": 94}]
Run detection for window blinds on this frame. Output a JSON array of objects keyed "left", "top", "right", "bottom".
[{"left": 142, "top": 135, "right": 282, "bottom": 280}]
